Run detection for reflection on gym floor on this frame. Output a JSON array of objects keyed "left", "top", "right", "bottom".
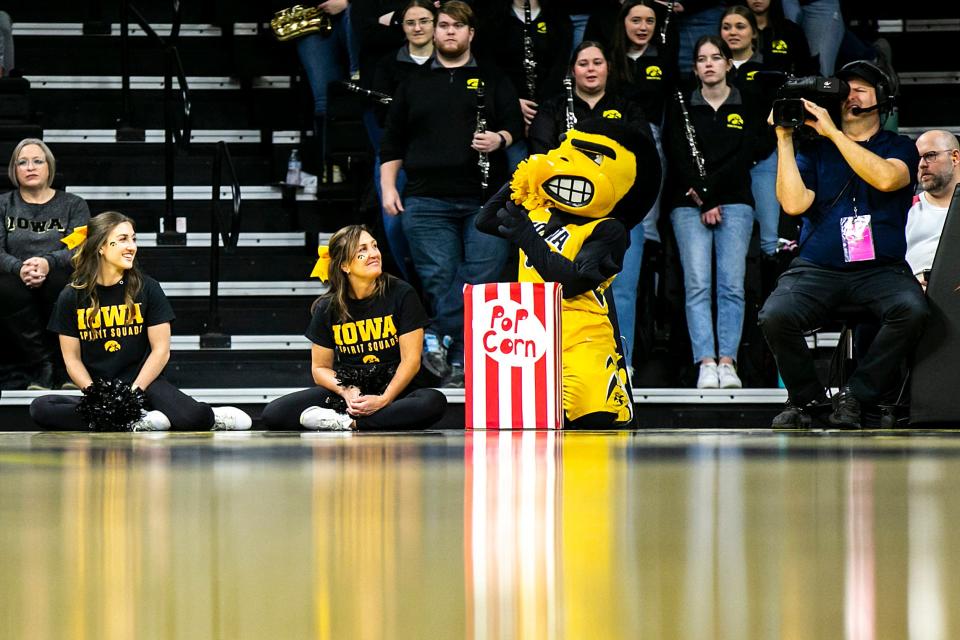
[{"left": 2, "top": 430, "right": 960, "bottom": 639}]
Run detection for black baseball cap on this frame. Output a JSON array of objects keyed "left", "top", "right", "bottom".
[{"left": 836, "top": 60, "right": 891, "bottom": 94}]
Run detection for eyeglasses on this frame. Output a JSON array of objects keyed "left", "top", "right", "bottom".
[
  {"left": 16, "top": 158, "right": 47, "bottom": 168},
  {"left": 403, "top": 18, "right": 433, "bottom": 28},
  {"left": 919, "top": 149, "right": 956, "bottom": 164}
]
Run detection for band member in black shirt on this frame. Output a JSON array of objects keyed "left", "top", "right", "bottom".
[
  {"left": 380, "top": 1, "right": 523, "bottom": 387},
  {"left": 664, "top": 35, "right": 760, "bottom": 389}
]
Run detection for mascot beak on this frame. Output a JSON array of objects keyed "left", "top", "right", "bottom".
[{"left": 541, "top": 171, "right": 596, "bottom": 207}]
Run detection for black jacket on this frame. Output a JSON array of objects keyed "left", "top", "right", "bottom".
[
  {"left": 475, "top": 4, "right": 572, "bottom": 104},
  {"left": 553, "top": 0, "right": 619, "bottom": 16},
  {"left": 617, "top": 41, "right": 680, "bottom": 128},
  {"left": 729, "top": 52, "right": 784, "bottom": 160},
  {"left": 381, "top": 58, "right": 524, "bottom": 198},
  {"left": 758, "top": 19, "right": 816, "bottom": 76},
  {"left": 350, "top": 0, "right": 407, "bottom": 87},
  {"left": 372, "top": 46, "right": 431, "bottom": 125},
  {"left": 663, "top": 85, "right": 759, "bottom": 212},
  {"left": 528, "top": 90, "right": 650, "bottom": 155}
]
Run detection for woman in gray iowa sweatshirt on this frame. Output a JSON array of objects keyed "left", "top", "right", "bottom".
[{"left": 0, "top": 138, "right": 90, "bottom": 390}]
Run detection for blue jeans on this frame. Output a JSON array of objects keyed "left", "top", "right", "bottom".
[
  {"left": 402, "top": 196, "right": 509, "bottom": 365},
  {"left": 364, "top": 110, "right": 412, "bottom": 280},
  {"left": 670, "top": 203, "right": 754, "bottom": 363},
  {"left": 570, "top": 14, "right": 590, "bottom": 50},
  {"left": 0, "top": 11, "right": 13, "bottom": 71},
  {"left": 677, "top": 6, "right": 726, "bottom": 75},
  {"left": 295, "top": 8, "right": 357, "bottom": 116},
  {"left": 751, "top": 150, "right": 779, "bottom": 256},
  {"left": 781, "top": 0, "right": 844, "bottom": 75},
  {"left": 611, "top": 124, "right": 665, "bottom": 363},
  {"left": 506, "top": 139, "right": 529, "bottom": 176}
]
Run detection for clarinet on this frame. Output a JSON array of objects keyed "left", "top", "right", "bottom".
[
  {"left": 660, "top": 1, "right": 674, "bottom": 46},
  {"left": 563, "top": 76, "right": 577, "bottom": 132},
  {"left": 675, "top": 88, "right": 707, "bottom": 205},
  {"left": 522, "top": 0, "right": 537, "bottom": 100},
  {"left": 339, "top": 81, "right": 392, "bottom": 105},
  {"left": 475, "top": 80, "right": 490, "bottom": 191}
]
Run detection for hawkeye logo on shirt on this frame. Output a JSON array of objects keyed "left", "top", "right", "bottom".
[
  {"left": 746, "top": 70, "right": 758, "bottom": 81},
  {"left": 104, "top": 341, "right": 122, "bottom": 352},
  {"left": 76, "top": 303, "right": 145, "bottom": 341},
  {"left": 645, "top": 65, "right": 663, "bottom": 80},
  {"left": 467, "top": 78, "right": 480, "bottom": 90},
  {"left": 602, "top": 110, "right": 623, "bottom": 119},
  {"left": 771, "top": 39, "right": 788, "bottom": 54},
  {"left": 5, "top": 216, "right": 65, "bottom": 232},
  {"left": 536, "top": 21, "right": 547, "bottom": 34},
  {"left": 332, "top": 314, "right": 398, "bottom": 355},
  {"left": 727, "top": 113, "right": 744, "bottom": 129}
]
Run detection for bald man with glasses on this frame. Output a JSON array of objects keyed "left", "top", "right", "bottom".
[{"left": 906, "top": 130, "right": 960, "bottom": 288}]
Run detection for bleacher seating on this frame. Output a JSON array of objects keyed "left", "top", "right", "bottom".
[{"left": 1, "top": 5, "right": 958, "bottom": 428}]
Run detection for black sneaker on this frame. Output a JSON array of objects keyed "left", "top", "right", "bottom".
[
  {"left": 26, "top": 361, "right": 54, "bottom": 391},
  {"left": 771, "top": 396, "right": 827, "bottom": 429},
  {"left": 442, "top": 364, "right": 464, "bottom": 389},
  {"left": 829, "top": 386, "right": 861, "bottom": 429},
  {"left": 421, "top": 333, "right": 451, "bottom": 379}
]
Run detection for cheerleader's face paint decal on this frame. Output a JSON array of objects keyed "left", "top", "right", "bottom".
[
  {"left": 510, "top": 130, "right": 637, "bottom": 219},
  {"left": 343, "top": 230, "right": 382, "bottom": 279}
]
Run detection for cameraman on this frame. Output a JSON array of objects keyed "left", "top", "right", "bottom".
[{"left": 759, "top": 60, "right": 927, "bottom": 429}]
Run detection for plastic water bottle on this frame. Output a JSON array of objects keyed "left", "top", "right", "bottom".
[{"left": 285, "top": 149, "right": 301, "bottom": 185}]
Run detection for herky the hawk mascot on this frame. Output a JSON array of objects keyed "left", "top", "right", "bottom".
[{"left": 477, "top": 117, "right": 661, "bottom": 428}]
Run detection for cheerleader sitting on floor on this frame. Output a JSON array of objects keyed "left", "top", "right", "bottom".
[
  {"left": 260, "top": 225, "right": 447, "bottom": 431},
  {"left": 29, "top": 211, "right": 252, "bottom": 431}
]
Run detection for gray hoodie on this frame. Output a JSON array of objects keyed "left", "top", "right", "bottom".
[{"left": 0, "top": 189, "right": 91, "bottom": 275}]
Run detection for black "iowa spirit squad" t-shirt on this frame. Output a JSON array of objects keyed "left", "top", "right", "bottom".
[
  {"left": 307, "top": 278, "right": 428, "bottom": 368},
  {"left": 49, "top": 276, "right": 176, "bottom": 383}
]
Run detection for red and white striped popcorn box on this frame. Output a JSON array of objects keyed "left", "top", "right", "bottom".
[{"left": 464, "top": 282, "right": 563, "bottom": 430}]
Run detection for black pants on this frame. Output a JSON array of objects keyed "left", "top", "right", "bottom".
[
  {"left": 30, "top": 377, "right": 215, "bottom": 430},
  {"left": 0, "top": 268, "right": 70, "bottom": 367},
  {"left": 261, "top": 386, "right": 447, "bottom": 430},
  {"left": 759, "top": 259, "right": 929, "bottom": 405}
]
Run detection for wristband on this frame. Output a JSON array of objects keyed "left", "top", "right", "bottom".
[{"left": 498, "top": 132, "right": 507, "bottom": 149}]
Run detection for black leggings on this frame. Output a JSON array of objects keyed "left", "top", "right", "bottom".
[
  {"left": 29, "top": 377, "right": 215, "bottom": 430},
  {"left": 261, "top": 386, "right": 447, "bottom": 430},
  {"left": 0, "top": 268, "right": 71, "bottom": 365}
]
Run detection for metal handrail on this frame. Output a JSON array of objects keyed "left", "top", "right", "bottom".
[
  {"left": 201, "top": 141, "right": 243, "bottom": 349},
  {"left": 117, "top": 1, "right": 192, "bottom": 243}
]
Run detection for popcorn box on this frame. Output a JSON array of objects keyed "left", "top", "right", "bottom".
[{"left": 464, "top": 282, "right": 563, "bottom": 429}]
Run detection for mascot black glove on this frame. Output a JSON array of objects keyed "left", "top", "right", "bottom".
[{"left": 496, "top": 200, "right": 539, "bottom": 244}]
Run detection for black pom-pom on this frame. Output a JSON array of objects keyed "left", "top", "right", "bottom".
[
  {"left": 323, "top": 363, "right": 398, "bottom": 413},
  {"left": 77, "top": 379, "right": 147, "bottom": 432}
]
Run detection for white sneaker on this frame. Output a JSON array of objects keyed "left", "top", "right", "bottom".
[
  {"left": 696, "top": 362, "right": 720, "bottom": 389},
  {"left": 212, "top": 406, "right": 252, "bottom": 431},
  {"left": 717, "top": 362, "right": 742, "bottom": 389},
  {"left": 300, "top": 406, "right": 355, "bottom": 431},
  {"left": 131, "top": 410, "right": 171, "bottom": 432}
]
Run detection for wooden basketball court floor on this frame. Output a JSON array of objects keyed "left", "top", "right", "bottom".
[{"left": 2, "top": 428, "right": 960, "bottom": 639}]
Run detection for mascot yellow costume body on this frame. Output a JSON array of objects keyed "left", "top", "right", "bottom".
[{"left": 477, "top": 117, "right": 661, "bottom": 427}]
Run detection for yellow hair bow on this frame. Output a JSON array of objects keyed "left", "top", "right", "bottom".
[
  {"left": 60, "top": 225, "right": 88, "bottom": 250},
  {"left": 310, "top": 245, "right": 331, "bottom": 281}
]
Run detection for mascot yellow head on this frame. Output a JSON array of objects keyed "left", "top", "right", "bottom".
[{"left": 509, "top": 118, "right": 660, "bottom": 227}]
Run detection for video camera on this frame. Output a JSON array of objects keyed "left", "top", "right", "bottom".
[{"left": 772, "top": 76, "right": 850, "bottom": 128}]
